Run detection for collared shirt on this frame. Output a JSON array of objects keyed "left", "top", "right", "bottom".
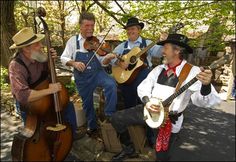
[
  {"left": 137, "top": 60, "right": 221, "bottom": 133},
  {"left": 9, "top": 53, "right": 48, "bottom": 105},
  {"left": 112, "top": 36, "right": 163, "bottom": 67},
  {"left": 60, "top": 34, "right": 107, "bottom": 68}
]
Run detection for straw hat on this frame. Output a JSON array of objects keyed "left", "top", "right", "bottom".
[{"left": 9, "top": 27, "right": 45, "bottom": 49}]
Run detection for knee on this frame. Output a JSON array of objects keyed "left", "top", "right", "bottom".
[
  {"left": 105, "top": 80, "right": 116, "bottom": 91},
  {"left": 110, "top": 112, "right": 121, "bottom": 126}
]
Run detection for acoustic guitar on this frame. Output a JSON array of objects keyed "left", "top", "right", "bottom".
[
  {"left": 112, "top": 41, "right": 157, "bottom": 84},
  {"left": 112, "top": 23, "right": 185, "bottom": 84}
]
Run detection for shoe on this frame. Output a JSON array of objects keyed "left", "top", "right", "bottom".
[
  {"left": 111, "top": 144, "right": 138, "bottom": 161},
  {"left": 86, "top": 128, "right": 98, "bottom": 137}
]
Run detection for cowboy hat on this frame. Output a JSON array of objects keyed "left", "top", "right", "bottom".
[
  {"left": 124, "top": 17, "right": 144, "bottom": 29},
  {"left": 9, "top": 27, "right": 45, "bottom": 49},
  {"left": 157, "top": 33, "right": 193, "bottom": 53}
]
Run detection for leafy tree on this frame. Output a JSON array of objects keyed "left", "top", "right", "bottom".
[
  {"left": 3, "top": 0, "right": 235, "bottom": 66},
  {"left": 1, "top": 0, "right": 17, "bottom": 67}
]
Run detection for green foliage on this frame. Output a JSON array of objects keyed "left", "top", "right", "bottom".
[
  {"left": 65, "top": 79, "right": 77, "bottom": 96},
  {"left": 13, "top": 1, "right": 235, "bottom": 53},
  {"left": 1, "top": 66, "right": 10, "bottom": 91}
]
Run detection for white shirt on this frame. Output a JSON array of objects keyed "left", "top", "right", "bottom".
[
  {"left": 60, "top": 34, "right": 108, "bottom": 68},
  {"left": 137, "top": 60, "right": 222, "bottom": 133}
]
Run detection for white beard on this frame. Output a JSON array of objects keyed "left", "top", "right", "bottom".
[{"left": 31, "top": 50, "right": 48, "bottom": 63}]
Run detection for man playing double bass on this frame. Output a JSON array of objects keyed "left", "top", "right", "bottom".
[
  {"left": 8, "top": 27, "right": 77, "bottom": 139},
  {"left": 110, "top": 33, "right": 221, "bottom": 161}
]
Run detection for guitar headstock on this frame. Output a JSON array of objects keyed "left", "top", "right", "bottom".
[
  {"left": 209, "top": 54, "right": 232, "bottom": 70},
  {"left": 169, "top": 22, "right": 185, "bottom": 34}
]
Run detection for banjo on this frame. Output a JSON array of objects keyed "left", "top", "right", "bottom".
[{"left": 143, "top": 54, "right": 231, "bottom": 128}]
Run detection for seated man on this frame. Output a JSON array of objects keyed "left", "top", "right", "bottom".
[
  {"left": 110, "top": 33, "right": 221, "bottom": 161},
  {"left": 8, "top": 27, "right": 77, "bottom": 139}
]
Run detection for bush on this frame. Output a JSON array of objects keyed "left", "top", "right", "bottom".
[
  {"left": 1, "top": 66, "right": 10, "bottom": 91},
  {"left": 65, "top": 79, "right": 77, "bottom": 96}
]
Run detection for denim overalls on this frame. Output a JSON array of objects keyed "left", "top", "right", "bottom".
[
  {"left": 74, "top": 35, "right": 117, "bottom": 130},
  {"left": 118, "top": 38, "right": 151, "bottom": 109}
]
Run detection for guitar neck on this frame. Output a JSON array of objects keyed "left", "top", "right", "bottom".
[
  {"left": 162, "top": 77, "right": 198, "bottom": 107},
  {"left": 136, "top": 41, "right": 156, "bottom": 58}
]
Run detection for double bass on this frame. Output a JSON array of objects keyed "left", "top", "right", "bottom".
[{"left": 11, "top": 7, "right": 73, "bottom": 161}]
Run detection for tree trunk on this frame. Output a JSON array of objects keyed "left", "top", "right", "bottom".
[
  {"left": 58, "top": 0, "right": 66, "bottom": 48},
  {"left": 0, "top": 0, "right": 17, "bottom": 67}
]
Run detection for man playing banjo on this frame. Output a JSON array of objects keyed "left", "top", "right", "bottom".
[{"left": 110, "top": 33, "right": 221, "bottom": 161}]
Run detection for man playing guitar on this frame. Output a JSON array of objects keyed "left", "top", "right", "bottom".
[{"left": 111, "top": 17, "right": 163, "bottom": 109}]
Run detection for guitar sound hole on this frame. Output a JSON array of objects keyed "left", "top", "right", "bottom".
[
  {"left": 130, "top": 56, "right": 137, "bottom": 64},
  {"left": 127, "top": 62, "right": 137, "bottom": 70}
]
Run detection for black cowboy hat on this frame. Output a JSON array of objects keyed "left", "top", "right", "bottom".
[
  {"left": 124, "top": 17, "right": 144, "bottom": 29},
  {"left": 157, "top": 34, "right": 193, "bottom": 53}
]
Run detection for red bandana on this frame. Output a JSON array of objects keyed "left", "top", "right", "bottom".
[
  {"left": 156, "top": 118, "right": 172, "bottom": 152},
  {"left": 164, "top": 60, "right": 182, "bottom": 77}
]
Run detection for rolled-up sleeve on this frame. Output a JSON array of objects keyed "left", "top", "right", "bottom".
[
  {"left": 137, "top": 66, "right": 161, "bottom": 100},
  {"left": 9, "top": 61, "right": 31, "bottom": 105},
  {"left": 110, "top": 42, "right": 125, "bottom": 66},
  {"left": 96, "top": 54, "right": 108, "bottom": 67},
  {"left": 61, "top": 36, "right": 76, "bottom": 66},
  {"left": 146, "top": 40, "right": 163, "bottom": 58},
  {"left": 188, "top": 67, "right": 222, "bottom": 107}
]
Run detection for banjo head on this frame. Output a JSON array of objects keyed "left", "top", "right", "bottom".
[{"left": 144, "top": 97, "right": 165, "bottom": 128}]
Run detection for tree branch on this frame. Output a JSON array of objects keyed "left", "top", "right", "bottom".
[
  {"left": 86, "top": 2, "right": 96, "bottom": 11},
  {"left": 157, "top": 1, "right": 218, "bottom": 17},
  {"left": 74, "top": 0, "right": 81, "bottom": 14},
  {"left": 114, "top": 0, "right": 126, "bottom": 14},
  {"left": 93, "top": 0, "right": 125, "bottom": 28}
]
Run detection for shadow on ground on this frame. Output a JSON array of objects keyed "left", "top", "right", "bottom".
[
  {"left": 1, "top": 101, "right": 235, "bottom": 161},
  {"left": 1, "top": 109, "right": 22, "bottom": 161},
  {"left": 171, "top": 102, "right": 235, "bottom": 161}
]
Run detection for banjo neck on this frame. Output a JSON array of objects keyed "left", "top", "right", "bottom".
[
  {"left": 161, "top": 54, "right": 231, "bottom": 108},
  {"left": 162, "top": 77, "right": 198, "bottom": 107}
]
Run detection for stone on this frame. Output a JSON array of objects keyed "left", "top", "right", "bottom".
[{"left": 71, "top": 135, "right": 105, "bottom": 161}]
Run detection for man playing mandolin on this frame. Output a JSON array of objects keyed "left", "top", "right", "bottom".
[{"left": 110, "top": 33, "right": 221, "bottom": 161}]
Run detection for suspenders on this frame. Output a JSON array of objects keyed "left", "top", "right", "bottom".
[{"left": 13, "top": 57, "right": 32, "bottom": 84}]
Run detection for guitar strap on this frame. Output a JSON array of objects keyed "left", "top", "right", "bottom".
[
  {"left": 156, "top": 62, "right": 193, "bottom": 152},
  {"left": 175, "top": 63, "right": 193, "bottom": 92}
]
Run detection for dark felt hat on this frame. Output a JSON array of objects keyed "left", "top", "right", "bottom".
[
  {"left": 124, "top": 17, "right": 144, "bottom": 29},
  {"left": 157, "top": 34, "right": 193, "bottom": 53}
]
